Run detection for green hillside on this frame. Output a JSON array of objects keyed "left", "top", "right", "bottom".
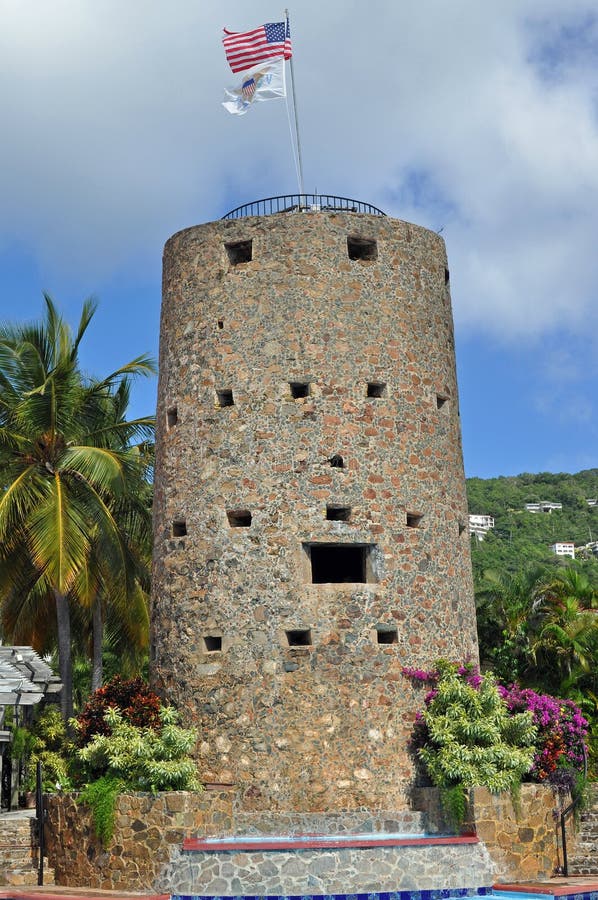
[{"left": 467, "top": 468, "right": 598, "bottom": 581}]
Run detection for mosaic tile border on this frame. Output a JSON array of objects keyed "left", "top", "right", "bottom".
[{"left": 172, "top": 887, "right": 495, "bottom": 900}]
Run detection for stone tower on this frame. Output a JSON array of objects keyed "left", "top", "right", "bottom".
[{"left": 151, "top": 198, "right": 478, "bottom": 816}]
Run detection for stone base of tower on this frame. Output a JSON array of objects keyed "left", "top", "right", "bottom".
[{"left": 45, "top": 785, "right": 559, "bottom": 891}]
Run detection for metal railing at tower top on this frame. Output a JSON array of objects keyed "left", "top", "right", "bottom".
[{"left": 222, "top": 194, "right": 386, "bottom": 220}]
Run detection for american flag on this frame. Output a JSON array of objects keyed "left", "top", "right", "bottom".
[{"left": 223, "top": 20, "right": 292, "bottom": 74}]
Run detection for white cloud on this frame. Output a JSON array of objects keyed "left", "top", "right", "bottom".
[{"left": 1, "top": 0, "right": 598, "bottom": 347}]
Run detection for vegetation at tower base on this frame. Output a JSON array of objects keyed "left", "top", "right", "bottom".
[
  {"left": 406, "top": 661, "right": 536, "bottom": 826},
  {"left": 0, "top": 296, "right": 156, "bottom": 721},
  {"left": 76, "top": 704, "right": 199, "bottom": 847}
]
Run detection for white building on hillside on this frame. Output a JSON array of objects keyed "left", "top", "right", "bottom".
[
  {"left": 525, "top": 501, "right": 563, "bottom": 514},
  {"left": 468, "top": 514, "right": 495, "bottom": 541},
  {"left": 550, "top": 541, "right": 575, "bottom": 559}
]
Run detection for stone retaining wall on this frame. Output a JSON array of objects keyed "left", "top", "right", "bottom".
[
  {"left": 158, "top": 841, "right": 495, "bottom": 896},
  {"left": 415, "top": 784, "right": 559, "bottom": 882},
  {"left": 44, "top": 790, "right": 233, "bottom": 891},
  {"left": 45, "top": 785, "right": 562, "bottom": 892}
]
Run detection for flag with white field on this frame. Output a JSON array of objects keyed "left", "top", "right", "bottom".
[{"left": 222, "top": 58, "right": 286, "bottom": 116}]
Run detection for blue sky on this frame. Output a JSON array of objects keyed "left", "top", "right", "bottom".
[{"left": 1, "top": 1, "right": 597, "bottom": 479}]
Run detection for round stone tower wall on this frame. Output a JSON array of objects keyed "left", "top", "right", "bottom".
[{"left": 151, "top": 210, "right": 478, "bottom": 814}]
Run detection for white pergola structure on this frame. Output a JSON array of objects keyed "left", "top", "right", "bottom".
[{"left": 0, "top": 646, "right": 62, "bottom": 810}]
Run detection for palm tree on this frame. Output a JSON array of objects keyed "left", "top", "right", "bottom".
[
  {"left": 529, "top": 565, "right": 598, "bottom": 693},
  {"left": 0, "top": 295, "right": 155, "bottom": 720},
  {"left": 475, "top": 565, "right": 546, "bottom": 681},
  {"left": 531, "top": 595, "right": 598, "bottom": 686},
  {"left": 539, "top": 565, "right": 598, "bottom": 611}
]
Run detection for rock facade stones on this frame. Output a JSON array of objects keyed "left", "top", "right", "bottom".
[
  {"left": 44, "top": 787, "right": 561, "bottom": 891},
  {"left": 415, "top": 785, "right": 559, "bottom": 882},
  {"left": 44, "top": 790, "right": 232, "bottom": 890},
  {"left": 150, "top": 210, "right": 478, "bottom": 814}
]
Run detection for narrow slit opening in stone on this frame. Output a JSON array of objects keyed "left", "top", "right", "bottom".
[{"left": 167, "top": 406, "right": 178, "bottom": 428}]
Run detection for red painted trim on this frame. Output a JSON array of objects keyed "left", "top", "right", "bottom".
[{"left": 183, "top": 833, "right": 479, "bottom": 852}]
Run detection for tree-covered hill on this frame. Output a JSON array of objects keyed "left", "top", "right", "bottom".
[{"left": 467, "top": 469, "right": 598, "bottom": 580}]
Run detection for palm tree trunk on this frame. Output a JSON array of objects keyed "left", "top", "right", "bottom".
[
  {"left": 91, "top": 597, "right": 103, "bottom": 692},
  {"left": 54, "top": 589, "right": 73, "bottom": 723}
]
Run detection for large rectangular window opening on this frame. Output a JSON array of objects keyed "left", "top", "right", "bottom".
[{"left": 304, "top": 542, "right": 375, "bottom": 584}]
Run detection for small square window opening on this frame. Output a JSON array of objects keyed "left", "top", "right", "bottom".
[
  {"left": 286, "top": 629, "right": 312, "bottom": 647},
  {"left": 227, "top": 509, "right": 252, "bottom": 528},
  {"left": 167, "top": 406, "right": 178, "bottom": 429},
  {"left": 172, "top": 520, "right": 187, "bottom": 537},
  {"left": 436, "top": 394, "right": 449, "bottom": 410},
  {"left": 406, "top": 513, "right": 423, "bottom": 528},
  {"left": 367, "top": 382, "right": 387, "bottom": 398},
  {"left": 290, "top": 381, "right": 310, "bottom": 399},
  {"left": 203, "top": 635, "right": 222, "bottom": 653},
  {"left": 376, "top": 627, "right": 398, "bottom": 645},
  {"left": 216, "top": 389, "right": 234, "bottom": 408},
  {"left": 326, "top": 505, "right": 351, "bottom": 521},
  {"left": 329, "top": 454, "right": 345, "bottom": 469},
  {"left": 225, "top": 240, "right": 252, "bottom": 265},
  {"left": 347, "top": 236, "right": 378, "bottom": 261}
]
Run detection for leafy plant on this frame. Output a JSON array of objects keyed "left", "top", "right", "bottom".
[
  {"left": 75, "top": 675, "right": 162, "bottom": 746},
  {"left": 408, "top": 661, "right": 537, "bottom": 827},
  {"left": 75, "top": 703, "right": 200, "bottom": 845},
  {"left": 27, "top": 706, "right": 73, "bottom": 791},
  {"left": 79, "top": 775, "right": 125, "bottom": 847}
]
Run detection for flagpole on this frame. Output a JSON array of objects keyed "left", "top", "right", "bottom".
[{"left": 285, "top": 9, "right": 304, "bottom": 196}]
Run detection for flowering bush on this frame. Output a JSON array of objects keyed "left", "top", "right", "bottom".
[
  {"left": 75, "top": 676, "right": 162, "bottom": 746},
  {"left": 498, "top": 684, "right": 588, "bottom": 782},
  {"left": 403, "top": 660, "right": 537, "bottom": 825},
  {"left": 403, "top": 660, "right": 590, "bottom": 823}
]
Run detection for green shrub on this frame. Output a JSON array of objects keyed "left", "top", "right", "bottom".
[
  {"left": 79, "top": 775, "right": 124, "bottom": 847},
  {"left": 76, "top": 704, "right": 200, "bottom": 846},
  {"left": 415, "top": 661, "right": 536, "bottom": 826}
]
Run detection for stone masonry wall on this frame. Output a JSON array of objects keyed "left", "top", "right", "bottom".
[
  {"left": 44, "top": 787, "right": 562, "bottom": 892},
  {"left": 44, "top": 790, "right": 233, "bottom": 890},
  {"left": 415, "top": 785, "right": 559, "bottom": 882},
  {"left": 151, "top": 210, "right": 478, "bottom": 815}
]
